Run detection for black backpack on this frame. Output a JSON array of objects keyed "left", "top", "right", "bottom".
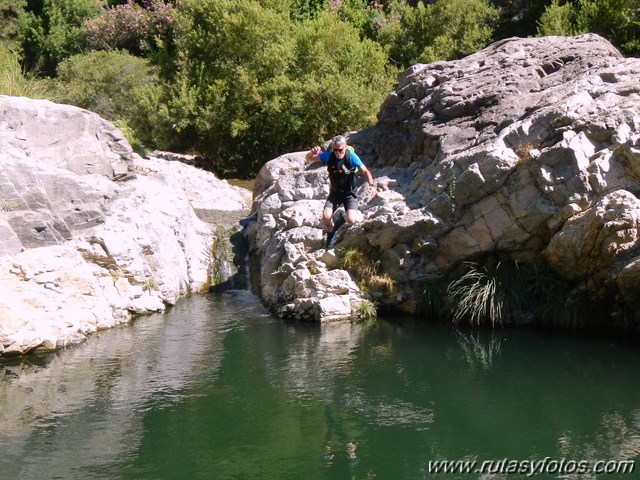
[{"left": 327, "top": 150, "right": 359, "bottom": 194}]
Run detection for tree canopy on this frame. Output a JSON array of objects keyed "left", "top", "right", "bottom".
[{"left": 2, "top": 0, "right": 639, "bottom": 178}]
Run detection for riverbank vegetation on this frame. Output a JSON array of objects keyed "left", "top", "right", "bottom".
[
  {"left": 1, "top": 0, "right": 639, "bottom": 179},
  {"left": 419, "top": 259, "right": 587, "bottom": 328},
  {"left": 339, "top": 246, "right": 397, "bottom": 296}
]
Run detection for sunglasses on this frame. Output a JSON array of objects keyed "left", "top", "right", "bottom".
[{"left": 333, "top": 147, "right": 345, "bottom": 152}]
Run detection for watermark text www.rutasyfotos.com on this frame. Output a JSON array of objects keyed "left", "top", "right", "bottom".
[{"left": 427, "top": 457, "right": 636, "bottom": 476}]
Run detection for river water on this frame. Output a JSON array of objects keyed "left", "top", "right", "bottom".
[{"left": 1, "top": 291, "right": 639, "bottom": 480}]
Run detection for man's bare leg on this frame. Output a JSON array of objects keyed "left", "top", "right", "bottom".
[
  {"left": 345, "top": 208, "right": 360, "bottom": 225},
  {"left": 323, "top": 206, "right": 335, "bottom": 231}
]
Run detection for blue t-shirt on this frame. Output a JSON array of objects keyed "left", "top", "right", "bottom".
[{"left": 318, "top": 150, "right": 364, "bottom": 169}]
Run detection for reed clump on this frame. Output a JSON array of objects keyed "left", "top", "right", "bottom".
[{"left": 421, "top": 259, "right": 579, "bottom": 328}]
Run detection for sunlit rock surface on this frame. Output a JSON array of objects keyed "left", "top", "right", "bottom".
[
  {"left": 0, "top": 95, "right": 252, "bottom": 356},
  {"left": 248, "top": 34, "right": 640, "bottom": 328}
]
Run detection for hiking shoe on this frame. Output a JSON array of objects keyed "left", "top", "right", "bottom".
[
  {"left": 326, "top": 211, "right": 347, "bottom": 249},
  {"left": 325, "top": 229, "right": 338, "bottom": 249}
]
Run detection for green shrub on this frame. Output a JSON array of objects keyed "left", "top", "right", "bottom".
[
  {"left": 125, "top": 81, "right": 176, "bottom": 152},
  {"left": 421, "top": 0, "right": 499, "bottom": 63},
  {"left": 53, "top": 48, "right": 165, "bottom": 151},
  {"left": 0, "top": 0, "right": 26, "bottom": 44},
  {"left": 113, "top": 118, "right": 146, "bottom": 155},
  {"left": 164, "top": 0, "right": 395, "bottom": 178},
  {"left": 376, "top": 0, "right": 499, "bottom": 68},
  {"left": 290, "top": 12, "right": 396, "bottom": 144},
  {"left": 536, "top": 0, "right": 640, "bottom": 56},
  {"left": 536, "top": 0, "right": 580, "bottom": 37},
  {"left": 19, "top": 0, "right": 105, "bottom": 74},
  {"left": 574, "top": 0, "right": 640, "bottom": 56},
  {"left": 290, "top": 0, "right": 327, "bottom": 22},
  {"left": 55, "top": 49, "right": 158, "bottom": 119}
]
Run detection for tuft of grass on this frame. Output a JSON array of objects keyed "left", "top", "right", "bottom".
[
  {"left": 339, "top": 247, "right": 396, "bottom": 295},
  {"left": 1, "top": 199, "right": 20, "bottom": 211},
  {"left": 422, "top": 259, "right": 580, "bottom": 328},
  {"left": 447, "top": 262, "right": 507, "bottom": 327},
  {"left": 358, "top": 298, "right": 378, "bottom": 320},
  {"left": 142, "top": 278, "right": 158, "bottom": 293},
  {"left": 514, "top": 143, "right": 540, "bottom": 162},
  {"left": 367, "top": 273, "right": 396, "bottom": 294},
  {"left": 0, "top": 46, "right": 57, "bottom": 100},
  {"left": 340, "top": 248, "right": 372, "bottom": 277}
]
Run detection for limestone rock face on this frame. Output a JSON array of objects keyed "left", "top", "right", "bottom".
[
  {"left": 248, "top": 34, "right": 640, "bottom": 327},
  {"left": 0, "top": 95, "right": 252, "bottom": 356}
]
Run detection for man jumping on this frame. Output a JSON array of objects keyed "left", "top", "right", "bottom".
[{"left": 305, "top": 135, "right": 377, "bottom": 248}]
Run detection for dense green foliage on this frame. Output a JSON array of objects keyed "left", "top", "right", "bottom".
[
  {"left": 376, "top": 0, "right": 499, "bottom": 66},
  {"left": 160, "top": 0, "right": 394, "bottom": 176},
  {"left": 56, "top": 49, "right": 158, "bottom": 119},
  {"left": 536, "top": 0, "right": 577, "bottom": 36},
  {"left": 2, "top": 0, "right": 639, "bottom": 178},
  {"left": 19, "top": 0, "right": 105, "bottom": 74},
  {"left": 536, "top": 0, "right": 640, "bottom": 55},
  {"left": 0, "top": 0, "right": 26, "bottom": 44},
  {"left": 54, "top": 48, "right": 160, "bottom": 152}
]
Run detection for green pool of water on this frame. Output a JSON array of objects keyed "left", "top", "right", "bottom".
[{"left": 1, "top": 291, "right": 638, "bottom": 479}]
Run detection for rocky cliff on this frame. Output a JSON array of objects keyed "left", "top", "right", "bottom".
[
  {"left": 247, "top": 34, "right": 640, "bottom": 330},
  {"left": 0, "top": 95, "right": 252, "bottom": 356}
]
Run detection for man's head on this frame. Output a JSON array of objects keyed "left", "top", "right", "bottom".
[{"left": 331, "top": 135, "right": 347, "bottom": 159}]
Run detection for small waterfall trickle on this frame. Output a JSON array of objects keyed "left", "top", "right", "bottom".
[{"left": 208, "top": 214, "right": 254, "bottom": 292}]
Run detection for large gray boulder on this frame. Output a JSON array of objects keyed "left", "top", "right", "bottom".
[
  {"left": 0, "top": 95, "right": 252, "bottom": 356},
  {"left": 248, "top": 34, "right": 640, "bottom": 329}
]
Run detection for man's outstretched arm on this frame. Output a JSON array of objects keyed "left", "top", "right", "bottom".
[{"left": 305, "top": 146, "right": 322, "bottom": 163}]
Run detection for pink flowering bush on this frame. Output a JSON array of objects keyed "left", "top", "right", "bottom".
[
  {"left": 328, "top": 0, "right": 405, "bottom": 38},
  {"left": 83, "top": 0, "right": 174, "bottom": 55}
]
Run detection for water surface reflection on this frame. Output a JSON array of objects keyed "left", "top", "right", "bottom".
[{"left": 0, "top": 292, "right": 638, "bottom": 479}]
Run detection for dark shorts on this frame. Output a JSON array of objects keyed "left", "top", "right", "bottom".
[{"left": 325, "top": 191, "right": 358, "bottom": 212}]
